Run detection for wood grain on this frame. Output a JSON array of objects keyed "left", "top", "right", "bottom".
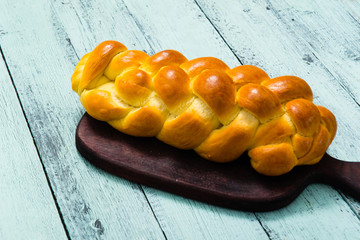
[
  {"left": 58, "top": 0, "right": 360, "bottom": 238},
  {"left": 51, "top": 0, "right": 271, "bottom": 239},
  {"left": 0, "top": 0, "right": 166, "bottom": 239},
  {"left": 194, "top": 0, "right": 360, "bottom": 238},
  {"left": 76, "top": 113, "right": 360, "bottom": 211},
  {"left": 1, "top": 0, "right": 360, "bottom": 239},
  {"left": 0, "top": 50, "right": 68, "bottom": 239},
  {"left": 119, "top": 0, "right": 360, "bottom": 238}
]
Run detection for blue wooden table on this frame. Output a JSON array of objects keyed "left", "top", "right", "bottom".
[{"left": 1, "top": 0, "right": 360, "bottom": 239}]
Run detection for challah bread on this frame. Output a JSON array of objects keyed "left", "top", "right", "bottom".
[{"left": 72, "top": 40, "right": 337, "bottom": 176}]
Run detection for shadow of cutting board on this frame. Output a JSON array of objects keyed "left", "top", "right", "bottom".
[{"left": 75, "top": 113, "right": 360, "bottom": 211}]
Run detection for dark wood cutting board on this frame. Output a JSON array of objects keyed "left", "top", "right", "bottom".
[{"left": 75, "top": 113, "right": 360, "bottom": 211}]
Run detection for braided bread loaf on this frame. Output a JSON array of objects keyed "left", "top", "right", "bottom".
[{"left": 71, "top": 40, "right": 337, "bottom": 176}]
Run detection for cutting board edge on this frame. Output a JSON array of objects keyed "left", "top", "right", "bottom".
[{"left": 75, "top": 122, "right": 312, "bottom": 212}]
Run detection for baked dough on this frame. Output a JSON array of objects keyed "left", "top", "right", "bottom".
[{"left": 72, "top": 40, "right": 337, "bottom": 176}]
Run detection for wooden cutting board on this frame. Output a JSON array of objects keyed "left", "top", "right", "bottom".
[{"left": 75, "top": 113, "right": 360, "bottom": 211}]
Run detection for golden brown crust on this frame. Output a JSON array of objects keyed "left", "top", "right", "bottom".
[
  {"left": 71, "top": 53, "right": 90, "bottom": 93},
  {"left": 157, "top": 98, "right": 220, "bottom": 149},
  {"left": 195, "top": 110, "right": 258, "bottom": 162},
  {"left": 72, "top": 40, "right": 337, "bottom": 176},
  {"left": 77, "top": 41, "right": 127, "bottom": 94},
  {"left": 249, "top": 143, "right": 298, "bottom": 176},
  {"left": 317, "top": 105, "right": 337, "bottom": 141},
  {"left": 227, "top": 65, "right": 270, "bottom": 88},
  {"left": 250, "top": 114, "right": 295, "bottom": 149},
  {"left": 80, "top": 87, "right": 131, "bottom": 121},
  {"left": 141, "top": 50, "right": 188, "bottom": 76},
  {"left": 153, "top": 66, "right": 192, "bottom": 114},
  {"left": 181, "top": 57, "right": 230, "bottom": 78},
  {"left": 292, "top": 134, "right": 313, "bottom": 158},
  {"left": 236, "top": 83, "right": 283, "bottom": 123},
  {"left": 297, "top": 125, "right": 331, "bottom": 165},
  {"left": 109, "top": 96, "right": 167, "bottom": 137},
  {"left": 115, "top": 69, "right": 152, "bottom": 107},
  {"left": 262, "top": 76, "right": 313, "bottom": 102},
  {"left": 285, "top": 99, "right": 321, "bottom": 137},
  {"left": 104, "top": 50, "right": 149, "bottom": 80},
  {"left": 192, "top": 69, "right": 238, "bottom": 124}
]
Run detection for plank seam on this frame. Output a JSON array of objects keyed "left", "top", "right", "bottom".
[
  {"left": 263, "top": 0, "right": 360, "bottom": 109},
  {"left": 139, "top": 186, "right": 168, "bottom": 240},
  {"left": 193, "top": 0, "right": 360, "bottom": 224},
  {"left": 190, "top": 0, "right": 271, "bottom": 239},
  {"left": 192, "top": 0, "right": 244, "bottom": 65},
  {"left": 120, "top": 0, "right": 155, "bottom": 55},
  {"left": 189, "top": 1, "right": 274, "bottom": 238},
  {"left": 346, "top": 11, "right": 360, "bottom": 28},
  {"left": 105, "top": 3, "right": 170, "bottom": 237},
  {"left": 52, "top": 1, "right": 170, "bottom": 237},
  {"left": 339, "top": 191, "right": 360, "bottom": 222},
  {"left": 316, "top": 58, "right": 360, "bottom": 108},
  {"left": 118, "top": 3, "right": 267, "bottom": 238},
  {"left": 244, "top": 0, "right": 360, "bottom": 221},
  {"left": 0, "top": 45, "right": 71, "bottom": 240},
  {"left": 254, "top": 213, "right": 272, "bottom": 240},
  {"left": 300, "top": 44, "right": 360, "bottom": 108}
]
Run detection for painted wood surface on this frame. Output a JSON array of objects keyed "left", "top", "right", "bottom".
[
  {"left": 193, "top": 0, "right": 360, "bottom": 238},
  {"left": 0, "top": 0, "right": 166, "bottom": 239},
  {"left": 0, "top": 50, "right": 68, "bottom": 239},
  {"left": 76, "top": 114, "right": 360, "bottom": 211},
  {"left": 0, "top": 0, "right": 360, "bottom": 239},
  {"left": 50, "top": 1, "right": 270, "bottom": 239}
]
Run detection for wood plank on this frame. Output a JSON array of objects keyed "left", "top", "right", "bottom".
[
  {"left": 194, "top": 0, "right": 360, "bottom": 158},
  {"left": 0, "top": 0, "right": 166, "bottom": 239},
  {"left": 265, "top": 0, "right": 360, "bottom": 218},
  {"left": 49, "top": 0, "right": 356, "bottom": 239},
  {"left": 51, "top": 0, "right": 270, "bottom": 239},
  {"left": 52, "top": 0, "right": 360, "bottom": 238},
  {"left": 265, "top": 0, "right": 360, "bottom": 102},
  {"left": 0, "top": 51, "right": 68, "bottom": 239},
  {"left": 194, "top": 0, "right": 360, "bottom": 238},
  {"left": 77, "top": 114, "right": 360, "bottom": 211}
]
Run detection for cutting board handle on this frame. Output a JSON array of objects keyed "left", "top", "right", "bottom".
[
  {"left": 76, "top": 113, "right": 360, "bottom": 211},
  {"left": 316, "top": 153, "right": 360, "bottom": 199}
]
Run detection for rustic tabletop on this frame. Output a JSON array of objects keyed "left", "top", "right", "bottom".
[{"left": 1, "top": 0, "right": 360, "bottom": 239}]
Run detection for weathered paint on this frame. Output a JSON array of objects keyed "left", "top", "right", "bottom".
[
  {"left": 0, "top": 0, "right": 166, "bottom": 239},
  {"left": 0, "top": 52, "right": 68, "bottom": 239},
  {"left": 0, "top": 0, "right": 360, "bottom": 239}
]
